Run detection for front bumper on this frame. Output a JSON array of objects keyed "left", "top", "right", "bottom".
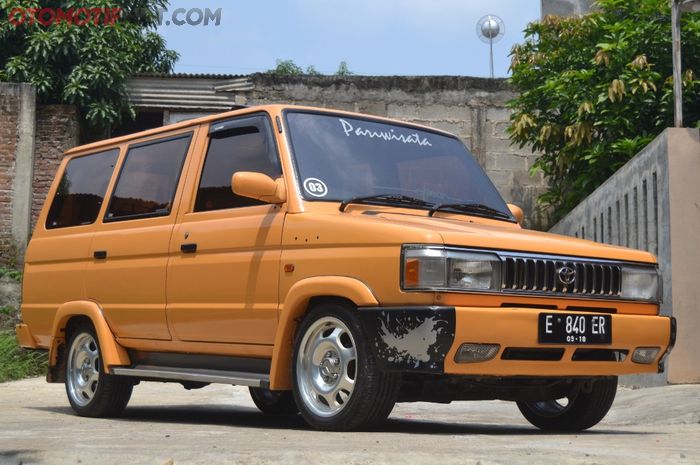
[{"left": 358, "top": 306, "right": 675, "bottom": 377}]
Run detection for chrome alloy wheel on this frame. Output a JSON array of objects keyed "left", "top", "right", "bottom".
[
  {"left": 296, "top": 316, "right": 357, "bottom": 418},
  {"left": 67, "top": 333, "right": 101, "bottom": 407}
]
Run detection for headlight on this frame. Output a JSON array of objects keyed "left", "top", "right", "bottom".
[
  {"left": 402, "top": 246, "right": 501, "bottom": 291},
  {"left": 621, "top": 265, "right": 660, "bottom": 302}
]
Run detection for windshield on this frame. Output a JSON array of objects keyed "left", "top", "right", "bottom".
[{"left": 285, "top": 111, "right": 513, "bottom": 221}]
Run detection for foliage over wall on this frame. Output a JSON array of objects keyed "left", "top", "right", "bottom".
[
  {"left": 508, "top": 0, "right": 700, "bottom": 221},
  {"left": 0, "top": 0, "right": 178, "bottom": 129},
  {"left": 268, "top": 59, "right": 354, "bottom": 76}
]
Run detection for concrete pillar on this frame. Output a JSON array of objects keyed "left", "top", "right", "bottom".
[
  {"left": 10, "top": 84, "right": 36, "bottom": 261},
  {"left": 666, "top": 129, "right": 700, "bottom": 383}
]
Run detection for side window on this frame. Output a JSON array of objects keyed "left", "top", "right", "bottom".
[
  {"left": 195, "top": 116, "right": 281, "bottom": 212},
  {"left": 46, "top": 149, "right": 119, "bottom": 229},
  {"left": 105, "top": 133, "right": 192, "bottom": 222}
]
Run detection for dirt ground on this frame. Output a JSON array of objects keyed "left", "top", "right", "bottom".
[{"left": 0, "top": 378, "right": 698, "bottom": 465}]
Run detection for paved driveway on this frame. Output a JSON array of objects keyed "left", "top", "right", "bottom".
[{"left": 0, "top": 378, "right": 698, "bottom": 465}]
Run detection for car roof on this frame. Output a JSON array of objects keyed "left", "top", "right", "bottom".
[{"left": 65, "top": 104, "right": 455, "bottom": 155}]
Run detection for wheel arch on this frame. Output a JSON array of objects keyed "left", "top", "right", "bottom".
[
  {"left": 269, "top": 276, "right": 378, "bottom": 390},
  {"left": 47, "top": 301, "right": 131, "bottom": 382}
]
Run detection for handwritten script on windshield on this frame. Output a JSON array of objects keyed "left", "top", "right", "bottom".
[{"left": 339, "top": 118, "right": 432, "bottom": 147}]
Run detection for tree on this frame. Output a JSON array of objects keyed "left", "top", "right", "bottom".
[
  {"left": 508, "top": 0, "right": 700, "bottom": 222},
  {"left": 305, "top": 64, "right": 321, "bottom": 75},
  {"left": 335, "top": 60, "right": 353, "bottom": 76},
  {"left": 269, "top": 59, "right": 303, "bottom": 76},
  {"left": 0, "top": 0, "right": 178, "bottom": 129}
]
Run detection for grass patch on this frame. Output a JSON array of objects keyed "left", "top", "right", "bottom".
[
  {"left": 0, "top": 331, "right": 47, "bottom": 382},
  {"left": 0, "top": 267, "right": 21, "bottom": 282}
]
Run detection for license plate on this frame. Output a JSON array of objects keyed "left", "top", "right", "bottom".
[{"left": 538, "top": 313, "right": 612, "bottom": 344}]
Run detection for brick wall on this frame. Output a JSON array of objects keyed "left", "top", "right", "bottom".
[
  {"left": 0, "top": 83, "right": 79, "bottom": 264},
  {"left": 31, "top": 105, "right": 79, "bottom": 232},
  {"left": 0, "top": 86, "right": 21, "bottom": 262}
]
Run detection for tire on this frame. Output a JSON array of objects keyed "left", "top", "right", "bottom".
[
  {"left": 65, "top": 322, "right": 133, "bottom": 417},
  {"left": 292, "top": 301, "right": 401, "bottom": 431},
  {"left": 249, "top": 387, "right": 299, "bottom": 415},
  {"left": 516, "top": 377, "right": 618, "bottom": 431}
]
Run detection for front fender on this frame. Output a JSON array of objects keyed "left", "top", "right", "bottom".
[{"left": 269, "top": 276, "right": 378, "bottom": 390}]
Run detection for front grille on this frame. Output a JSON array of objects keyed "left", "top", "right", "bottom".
[{"left": 501, "top": 256, "right": 622, "bottom": 298}]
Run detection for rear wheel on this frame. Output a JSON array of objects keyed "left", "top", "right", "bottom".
[
  {"left": 516, "top": 377, "right": 617, "bottom": 431},
  {"left": 249, "top": 387, "right": 298, "bottom": 415},
  {"left": 65, "top": 322, "right": 133, "bottom": 417},
  {"left": 292, "top": 302, "right": 400, "bottom": 431}
]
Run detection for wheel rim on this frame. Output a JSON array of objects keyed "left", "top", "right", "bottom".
[
  {"left": 528, "top": 390, "right": 578, "bottom": 418},
  {"left": 67, "top": 333, "right": 101, "bottom": 407},
  {"left": 296, "top": 316, "right": 357, "bottom": 418}
]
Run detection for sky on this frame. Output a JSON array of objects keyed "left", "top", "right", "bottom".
[{"left": 157, "top": 0, "right": 541, "bottom": 77}]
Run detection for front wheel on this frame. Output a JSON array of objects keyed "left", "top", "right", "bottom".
[
  {"left": 516, "top": 377, "right": 617, "bottom": 431},
  {"left": 292, "top": 302, "right": 400, "bottom": 431},
  {"left": 65, "top": 322, "right": 133, "bottom": 417}
]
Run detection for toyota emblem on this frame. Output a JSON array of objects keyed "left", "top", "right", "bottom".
[{"left": 557, "top": 265, "right": 576, "bottom": 286}]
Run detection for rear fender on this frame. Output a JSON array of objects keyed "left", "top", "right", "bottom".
[{"left": 47, "top": 301, "right": 130, "bottom": 382}]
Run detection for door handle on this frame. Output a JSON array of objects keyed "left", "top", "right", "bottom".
[
  {"left": 94, "top": 250, "right": 107, "bottom": 260},
  {"left": 180, "top": 243, "right": 197, "bottom": 253}
]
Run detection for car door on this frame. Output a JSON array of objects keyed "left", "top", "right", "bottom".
[
  {"left": 84, "top": 130, "right": 195, "bottom": 340},
  {"left": 166, "top": 114, "right": 284, "bottom": 345}
]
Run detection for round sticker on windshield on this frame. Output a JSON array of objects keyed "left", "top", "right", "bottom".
[{"left": 303, "top": 178, "right": 328, "bottom": 197}]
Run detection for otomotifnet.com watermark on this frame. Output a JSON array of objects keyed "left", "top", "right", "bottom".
[{"left": 5, "top": 6, "right": 222, "bottom": 27}]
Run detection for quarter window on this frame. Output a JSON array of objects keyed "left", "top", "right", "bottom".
[
  {"left": 105, "top": 134, "right": 192, "bottom": 221},
  {"left": 195, "top": 116, "right": 281, "bottom": 212},
  {"left": 46, "top": 149, "right": 119, "bottom": 229}
]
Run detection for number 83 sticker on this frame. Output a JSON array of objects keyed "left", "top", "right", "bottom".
[{"left": 303, "top": 178, "right": 328, "bottom": 197}]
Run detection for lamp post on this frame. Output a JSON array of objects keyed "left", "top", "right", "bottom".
[
  {"left": 476, "top": 15, "right": 505, "bottom": 79},
  {"left": 672, "top": 0, "right": 700, "bottom": 127}
]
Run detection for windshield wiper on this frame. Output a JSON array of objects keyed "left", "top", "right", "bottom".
[
  {"left": 339, "top": 194, "right": 434, "bottom": 212},
  {"left": 428, "top": 202, "right": 512, "bottom": 220}
]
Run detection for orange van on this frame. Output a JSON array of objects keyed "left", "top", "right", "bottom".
[{"left": 16, "top": 105, "right": 674, "bottom": 431}]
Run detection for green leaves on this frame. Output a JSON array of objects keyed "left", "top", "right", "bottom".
[
  {"left": 509, "top": 0, "right": 700, "bottom": 224},
  {"left": 0, "top": 0, "right": 178, "bottom": 128}
]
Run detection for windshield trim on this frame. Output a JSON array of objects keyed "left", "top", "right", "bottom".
[{"left": 282, "top": 109, "right": 516, "bottom": 223}]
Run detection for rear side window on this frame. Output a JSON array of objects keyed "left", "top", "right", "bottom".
[
  {"left": 195, "top": 116, "right": 281, "bottom": 212},
  {"left": 105, "top": 133, "right": 192, "bottom": 222},
  {"left": 46, "top": 149, "right": 119, "bottom": 229}
]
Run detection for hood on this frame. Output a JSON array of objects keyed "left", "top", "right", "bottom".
[{"left": 335, "top": 209, "right": 656, "bottom": 264}]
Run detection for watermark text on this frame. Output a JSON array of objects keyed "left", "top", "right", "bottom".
[
  {"left": 157, "top": 7, "right": 222, "bottom": 26},
  {"left": 8, "top": 7, "right": 122, "bottom": 26}
]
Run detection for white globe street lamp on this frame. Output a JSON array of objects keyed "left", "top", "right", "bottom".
[{"left": 477, "top": 15, "right": 505, "bottom": 79}]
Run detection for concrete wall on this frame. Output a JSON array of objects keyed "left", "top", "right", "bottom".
[
  {"left": 550, "top": 129, "right": 700, "bottom": 384},
  {"left": 0, "top": 83, "right": 79, "bottom": 264},
  {"left": 0, "top": 83, "right": 36, "bottom": 264},
  {"left": 541, "top": 0, "right": 595, "bottom": 16},
  {"left": 238, "top": 74, "right": 549, "bottom": 229}
]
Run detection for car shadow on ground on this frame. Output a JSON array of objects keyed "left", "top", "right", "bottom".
[{"left": 29, "top": 405, "right": 654, "bottom": 436}]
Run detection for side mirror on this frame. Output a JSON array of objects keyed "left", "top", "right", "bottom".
[
  {"left": 507, "top": 203, "right": 524, "bottom": 225},
  {"left": 232, "top": 172, "right": 287, "bottom": 204}
]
